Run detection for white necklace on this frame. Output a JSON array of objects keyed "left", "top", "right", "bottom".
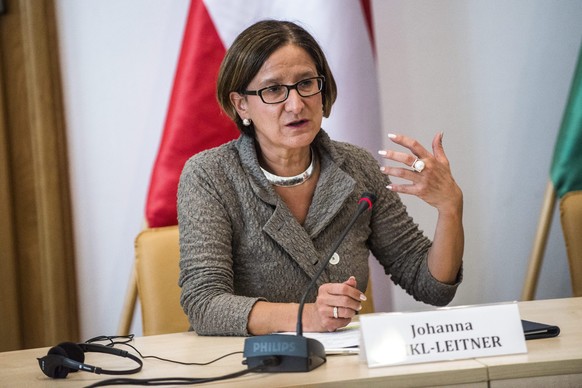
[{"left": 261, "top": 148, "right": 315, "bottom": 187}]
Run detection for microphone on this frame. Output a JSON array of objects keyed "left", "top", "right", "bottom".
[{"left": 243, "top": 192, "right": 377, "bottom": 372}]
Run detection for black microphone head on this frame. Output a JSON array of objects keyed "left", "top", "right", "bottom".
[{"left": 358, "top": 192, "right": 377, "bottom": 210}]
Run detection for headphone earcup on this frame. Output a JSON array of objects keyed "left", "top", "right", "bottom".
[
  {"left": 56, "top": 342, "right": 85, "bottom": 364},
  {"left": 39, "top": 346, "right": 70, "bottom": 378}
]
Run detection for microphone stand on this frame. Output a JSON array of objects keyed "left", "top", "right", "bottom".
[{"left": 243, "top": 193, "right": 376, "bottom": 372}]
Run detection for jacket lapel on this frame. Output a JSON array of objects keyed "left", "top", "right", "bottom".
[
  {"left": 303, "top": 150, "right": 355, "bottom": 239},
  {"left": 263, "top": 203, "right": 324, "bottom": 282},
  {"left": 236, "top": 131, "right": 356, "bottom": 285}
]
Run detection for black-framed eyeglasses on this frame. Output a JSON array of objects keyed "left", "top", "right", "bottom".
[{"left": 242, "top": 76, "right": 325, "bottom": 104}]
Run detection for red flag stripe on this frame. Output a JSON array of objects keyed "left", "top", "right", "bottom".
[
  {"left": 360, "top": 0, "right": 375, "bottom": 53},
  {"left": 145, "top": 0, "right": 238, "bottom": 227}
]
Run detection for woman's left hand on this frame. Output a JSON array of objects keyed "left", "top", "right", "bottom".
[{"left": 378, "top": 132, "right": 462, "bottom": 216}]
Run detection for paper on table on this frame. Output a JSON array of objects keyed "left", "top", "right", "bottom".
[{"left": 280, "top": 322, "right": 360, "bottom": 350}]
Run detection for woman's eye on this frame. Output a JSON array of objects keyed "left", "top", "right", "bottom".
[
  {"left": 298, "top": 79, "right": 315, "bottom": 91},
  {"left": 264, "top": 85, "right": 283, "bottom": 95}
]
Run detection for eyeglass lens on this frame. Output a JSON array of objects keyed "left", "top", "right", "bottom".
[{"left": 260, "top": 77, "right": 323, "bottom": 104}]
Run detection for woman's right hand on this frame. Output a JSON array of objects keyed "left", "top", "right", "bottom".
[{"left": 305, "top": 276, "right": 367, "bottom": 332}]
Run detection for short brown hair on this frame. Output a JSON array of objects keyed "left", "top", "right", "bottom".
[{"left": 216, "top": 20, "right": 337, "bottom": 136}]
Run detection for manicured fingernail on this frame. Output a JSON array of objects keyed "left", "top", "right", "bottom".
[
  {"left": 386, "top": 185, "right": 393, "bottom": 190},
  {"left": 378, "top": 150, "right": 387, "bottom": 156},
  {"left": 380, "top": 166, "right": 386, "bottom": 172},
  {"left": 388, "top": 133, "right": 396, "bottom": 139},
  {"left": 360, "top": 294, "right": 368, "bottom": 301},
  {"left": 358, "top": 305, "right": 363, "bottom": 311}
]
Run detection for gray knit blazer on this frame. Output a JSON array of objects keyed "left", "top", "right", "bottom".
[{"left": 177, "top": 130, "right": 461, "bottom": 336}]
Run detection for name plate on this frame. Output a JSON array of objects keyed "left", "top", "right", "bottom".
[{"left": 359, "top": 302, "right": 526, "bottom": 367}]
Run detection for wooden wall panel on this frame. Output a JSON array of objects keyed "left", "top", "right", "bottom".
[{"left": 0, "top": 0, "right": 79, "bottom": 351}]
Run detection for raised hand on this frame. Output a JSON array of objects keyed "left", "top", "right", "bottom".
[{"left": 379, "top": 132, "right": 462, "bottom": 216}]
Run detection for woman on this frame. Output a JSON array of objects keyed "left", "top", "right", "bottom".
[{"left": 178, "top": 20, "right": 464, "bottom": 336}]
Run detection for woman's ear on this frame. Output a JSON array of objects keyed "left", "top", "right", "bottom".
[{"left": 230, "top": 92, "right": 248, "bottom": 119}]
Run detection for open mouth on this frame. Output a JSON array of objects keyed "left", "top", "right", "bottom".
[{"left": 287, "top": 119, "right": 308, "bottom": 127}]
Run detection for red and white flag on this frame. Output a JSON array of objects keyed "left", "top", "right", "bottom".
[{"left": 145, "top": 0, "right": 382, "bottom": 228}]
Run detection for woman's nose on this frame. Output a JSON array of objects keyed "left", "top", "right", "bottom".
[{"left": 284, "top": 89, "right": 304, "bottom": 113}]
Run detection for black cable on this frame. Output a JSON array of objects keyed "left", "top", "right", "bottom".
[
  {"left": 85, "top": 335, "right": 243, "bottom": 366},
  {"left": 81, "top": 335, "right": 278, "bottom": 387},
  {"left": 122, "top": 343, "right": 243, "bottom": 366},
  {"left": 85, "top": 358, "right": 279, "bottom": 387},
  {"left": 85, "top": 335, "right": 136, "bottom": 345}
]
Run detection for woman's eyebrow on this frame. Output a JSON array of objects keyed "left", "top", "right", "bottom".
[{"left": 256, "top": 71, "right": 318, "bottom": 87}]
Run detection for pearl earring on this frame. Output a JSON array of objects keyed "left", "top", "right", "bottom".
[{"left": 243, "top": 118, "right": 251, "bottom": 126}]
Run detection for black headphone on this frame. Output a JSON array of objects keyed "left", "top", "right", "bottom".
[{"left": 37, "top": 342, "right": 143, "bottom": 379}]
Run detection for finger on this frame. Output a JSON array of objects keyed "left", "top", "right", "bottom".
[
  {"left": 386, "top": 182, "right": 418, "bottom": 196},
  {"left": 342, "top": 276, "right": 357, "bottom": 289},
  {"left": 335, "top": 296, "right": 363, "bottom": 313},
  {"left": 381, "top": 166, "right": 420, "bottom": 183},
  {"left": 378, "top": 149, "right": 419, "bottom": 169},
  {"left": 332, "top": 306, "right": 357, "bottom": 320},
  {"left": 311, "top": 306, "right": 350, "bottom": 332},
  {"left": 341, "top": 277, "right": 365, "bottom": 311},
  {"left": 388, "top": 133, "right": 431, "bottom": 159},
  {"left": 432, "top": 131, "right": 449, "bottom": 164},
  {"left": 318, "top": 284, "right": 363, "bottom": 313},
  {"left": 325, "top": 281, "right": 365, "bottom": 302}
]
